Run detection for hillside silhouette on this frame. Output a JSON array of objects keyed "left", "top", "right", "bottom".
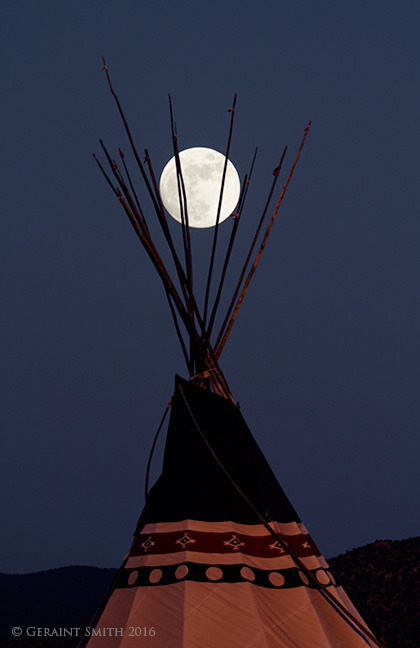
[{"left": 329, "top": 536, "right": 420, "bottom": 647}]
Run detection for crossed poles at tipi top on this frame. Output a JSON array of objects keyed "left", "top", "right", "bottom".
[{"left": 94, "top": 57, "right": 311, "bottom": 404}]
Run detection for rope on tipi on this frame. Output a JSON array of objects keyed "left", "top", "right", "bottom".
[{"left": 179, "top": 384, "right": 383, "bottom": 648}]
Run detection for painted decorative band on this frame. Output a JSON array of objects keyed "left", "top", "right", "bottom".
[
  {"left": 131, "top": 529, "right": 319, "bottom": 558},
  {"left": 117, "top": 562, "right": 333, "bottom": 591}
]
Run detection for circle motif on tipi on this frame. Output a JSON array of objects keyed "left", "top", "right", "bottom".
[
  {"left": 149, "top": 569, "right": 163, "bottom": 584},
  {"left": 268, "top": 572, "right": 285, "bottom": 587},
  {"left": 128, "top": 570, "right": 138, "bottom": 586},
  {"left": 240, "top": 566, "right": 255, "bottom": 581},
  {"left": 316, "top": 569, "right": 330, "bottom": 585},
  {"left": 327, "top": 570, "right": 336, "bottom": 585},
  {"left": 206, "top": 567, "right": 223, "bottom": 581},
  {"left": 175, "top": 564, "right": 189, "bottom": 580},
  {"left": 298, "top": 571, "right": 309, "bottom": 585}
]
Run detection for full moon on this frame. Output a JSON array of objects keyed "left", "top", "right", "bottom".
[{"left": 159, "top": 147, "right": 240, "bottom": 228}]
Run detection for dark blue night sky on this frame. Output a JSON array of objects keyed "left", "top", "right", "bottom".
[{"left": 1, "top": 1, "right": 419, "bottom": 573}]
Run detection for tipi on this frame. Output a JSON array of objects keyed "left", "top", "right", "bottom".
[{"left": 81, "top": 60, "right": 380, "bottom": 647}]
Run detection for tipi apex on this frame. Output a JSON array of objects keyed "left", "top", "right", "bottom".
[{"left": 81, "top": 59, "right": 381, "bottom": 647}]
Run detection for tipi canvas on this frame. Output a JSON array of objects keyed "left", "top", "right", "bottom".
[{"left": 80, "top": 378, "right": 377, "bottom": 647}]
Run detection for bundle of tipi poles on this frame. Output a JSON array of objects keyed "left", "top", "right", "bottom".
[{"left": 94, "top": 57, "right": 311, "bottom": 403}]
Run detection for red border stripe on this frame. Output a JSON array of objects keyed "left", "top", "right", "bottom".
[{"left": 131, "top": 529, "right": 321, "bottom": 558}]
